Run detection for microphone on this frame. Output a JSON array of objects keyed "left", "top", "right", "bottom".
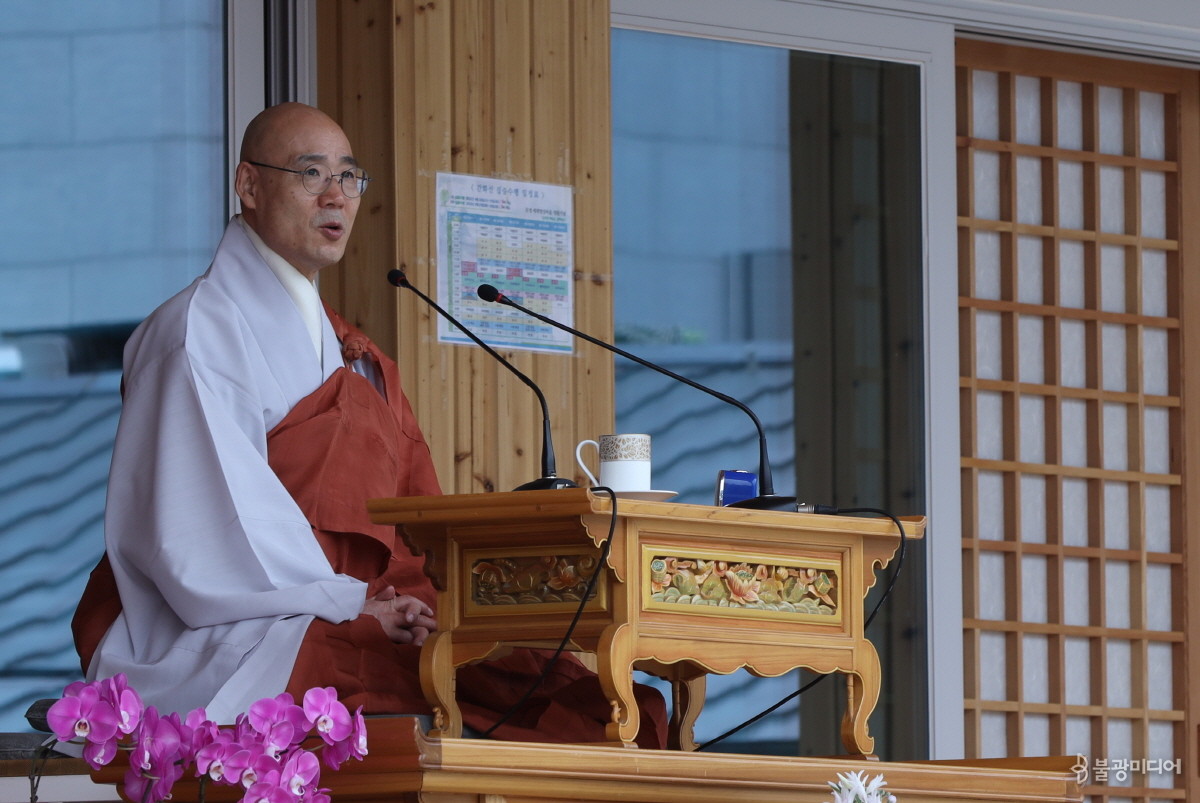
[
  {"left": 477, "top": 283, "right": 797, "bottom": 510},
  {"left": 388, "top": 270, "right": 576, "bottom": 491}
]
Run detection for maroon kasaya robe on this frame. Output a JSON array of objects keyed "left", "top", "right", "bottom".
[{"left": 286, "top": 309, "right": 665, "bottom": 748}]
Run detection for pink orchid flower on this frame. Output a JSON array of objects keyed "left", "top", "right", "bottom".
[
  {"left": 242, "top": 779, "right": 294, "bottom": 803},
  {"left": 301, "top": 688, "right": 351, "bottom": 744},
  {"left": 222, "top": 745, "right": 275, "bottom": 789},
  {"left": 44, "top": 678, "right": 369, "bottom": 803},
  {"left": 98, "top": 674, "right": 143, "bottom": 735},
  {"left": 181, "top": 707, "right": 220, "bottom": 764},
  {"left": 307, "top": 788, "right": 332, "bottom": 803},
  {"left": 249, "top": 694, "right": 308, "bottom": 736},
  {"left": 81, "top": 737, "right": 117, "bottom": 770},
  {"left": 248, "top": 694, "right": 309, "bottom": 756},
  {"left": 47, "top": 683, "right": 118, "bottom": 744},
  {"left": 321, "top": 706, "right": 367, "bottom": 770},
  {"left": 131, "top": 708, "right": 182, "bottom": 773},
  {"left": 123, "top": 759, "right": 183, "bottom": 803},
  {"left": 195, "top": 730, "right": 239, "bottom": 783},
  {"left": 280, "top": 748, "right": 320, "bottom": 796}
]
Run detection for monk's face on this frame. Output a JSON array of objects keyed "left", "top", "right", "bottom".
[{"left": 235, "top": 106, "right": 361, "bottom": 279}]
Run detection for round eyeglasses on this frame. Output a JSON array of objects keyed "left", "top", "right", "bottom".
[{"left": 247, "top": 161, "right": 371, "bottom": 198}]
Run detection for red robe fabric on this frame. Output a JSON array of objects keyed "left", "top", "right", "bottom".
[
  {"left": 75, "top": 307, "right": 666, "bottom": 748},
  {"left": 283, "top": 308, "right": 666, "bottom": 748}
]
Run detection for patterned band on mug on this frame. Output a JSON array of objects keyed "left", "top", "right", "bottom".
[{"left": 598, "top": 434, "right": 651, "bottom": 462}]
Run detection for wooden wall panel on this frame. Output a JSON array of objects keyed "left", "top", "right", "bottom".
[{"left": 318, "top": 0, "right": 614, "bottom": 495}]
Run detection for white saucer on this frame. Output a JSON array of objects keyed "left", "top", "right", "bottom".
[{"left": 612, "top": 490, "right": 678, "bottom": 502}]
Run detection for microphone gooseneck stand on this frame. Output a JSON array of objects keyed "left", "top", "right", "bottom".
[
  {"left": 388, "top": 270, "right": 576, "bottom": 491},
  {"left": 477, "top": 283, "right": 796, "bottom": 510}
]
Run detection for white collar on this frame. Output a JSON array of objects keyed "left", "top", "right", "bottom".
[{"left": 236, "top": 215, "right": 323, "bottom": 361}]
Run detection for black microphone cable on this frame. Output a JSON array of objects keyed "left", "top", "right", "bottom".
[
  {"left": 480, "top": 487, "right": 619, "bottom": 738},
  {"left": 694, "top": 505, "right": 908, "bottom": 751}
]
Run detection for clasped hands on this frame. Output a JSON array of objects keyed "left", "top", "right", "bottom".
[{"left": 362, "top": 585, "right": 436, "bottom": 646}]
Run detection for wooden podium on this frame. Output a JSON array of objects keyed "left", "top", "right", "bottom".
[
  {"left": 367, "top": 488, "right": 924, "bottom": 756},
  {"left": 78, "top": 491, "right": 1081, "bottom": 803}
]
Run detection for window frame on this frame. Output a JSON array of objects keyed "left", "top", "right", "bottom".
[
  {"left": 610, "top": 0, "right": 963, "bottom": 759},
  {"left": 225, "top": 0, "right": 317, "bottom": 216}
]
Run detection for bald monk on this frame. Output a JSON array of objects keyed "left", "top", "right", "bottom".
[{"left": 72, "top": 103, "right": 665, "bottom": 748}]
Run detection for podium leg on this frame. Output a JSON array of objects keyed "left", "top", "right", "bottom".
[
  {"left": 596, "top": 623, "right": 640, "bottom": 746},
  {"left": 668, "top": 673, "right": 706, "bottom": 751},
  {"left": 420, "top": 630, "right": 461, "bottom": 739},
  {"left": 840, "top": 642, "right": 880, "bottom": 757}
]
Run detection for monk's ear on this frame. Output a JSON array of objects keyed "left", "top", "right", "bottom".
[{"left": 234, "top": 161, "right": 259, "bottom": 210}]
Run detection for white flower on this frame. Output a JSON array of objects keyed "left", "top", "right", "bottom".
[{"left": 826, "top": 770, "right": 895, "bottom": 803}]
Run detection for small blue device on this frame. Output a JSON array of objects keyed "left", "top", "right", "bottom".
[{"left": 715, "top": 469, "right": 758, "bottom": 506}]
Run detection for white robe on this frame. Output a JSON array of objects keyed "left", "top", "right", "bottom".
[{"left": 88, "top": 219, "right": 369, "bottom": 722}]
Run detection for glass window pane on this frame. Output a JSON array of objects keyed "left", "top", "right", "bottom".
[
  {"left": 1018, "top": 315, "right": 1044, "bottom": 384},
  {"left": 1103, "top": 402, "right": 1129, "bottom": 471},
  {"left": 1013, "top": 75, "right": 1041, "bottom": 146},
  {"left": 1019, "top": 395, "right": 1045, "bottom": 463},
  {"left": 974, "top": 150, "right": 1002, "bottom": 220},
  {"left": 1144, "top": 485, "right": 1172, "bottom": 552},
  {"left": 1100, "top": 165, "right": 1126, "bottom": 234},
  {"left": 1015, "top": 155, "right": 1042, "bottom": 225},
  {"left": 1145, "top": 565, "right": 1174, "bottom": 631},
  {"left": 1141, "top": 170, "right": 1168, "bottom": 239},
  {"left": 1100, "top": 245, "right": 1126, "bottom": 314},
  {"left": 1065, "top": 715, "right": 1091, "bottom": 759},
  {"left": 975, "top": 230, "right": 1002, "bottom": 300},
  {"left": 979, "top": 552, "right": 1007, "bottom": 619},
  {"left": 1105, "top": 562, "right": 1132, "bottom": 630},
  {"left": 1023, "top": 713, "right": 1050, "bottom": 756},
  {"left": 1141, "top": 249, "right": 1168, "bottom": 317},
  {"left": 1142, "top": 326, "right": 1169, "bottom": 395},
  {"left": 1021, "top": 556, "right": 1048, "bottom": 621},
  {"left": 1064, "top": 638, "right": 1092, "bottom": 704},
  {"left": 979, "top": 631, "right": 1008, "bottom": 698},
  {"left": 1059, "top": 320, "right": 1087, "bottom": 388},
  {"left": 1016, "top": 235, "right": 1044, "bottom": 304},
  {"left": 1022, "top": 633, "right": 1049, "bottom": 702},
  {"left": 1061, "top": 398, "right": 1088, "bottom": 466},
  {"left": 1056, "top": 81, "right": 1083, "bottom": 150},
  {"left": 612, "top": 29, "right": 924, "bottom": 758},
  {"left": 1058, "top": 240, "right": 1085, "bottom": 308},
  {"left": 1097, "top": 85, "right": 1124, "bottom": 156},
  {"left": 0, "top": 5, "right": 226, "bottom": 731},
  {"left": 1061, "top": 478, "right": 1090, "bottom": 547},
  {"left": 1138, "top": 91, "right": 1166, "bottom": 161},
  {"left": 978, "top": 470, "right": 1007, "bottom": 542},
  {"left": 1102, "top": 323, "right": 1127, "bottom": 392},
  {"left": 1057, "top": 161, "right": 1084, "bottom": 230},
  {"left": 977, "top": 391, "right": 1005, "bottom": 459},
  {"left": 972, "top": 70, "right": 1000, "bottom": 141},
  {"left": 1104, "top": 482, "right": 1131, "bottom": 550},
  {"left": 976, "top": 311, "right": 1004, "bottom": 381},
  {"left": 1019, "top": 476, "right": 1046, "bottom": 543},
  {"left": 1063, "top": 558, "right": 1091, "bottom": 625}
]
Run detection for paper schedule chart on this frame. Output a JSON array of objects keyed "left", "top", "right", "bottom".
[{"left": 436, "top": 172, "right": 574, "bottom": 354}]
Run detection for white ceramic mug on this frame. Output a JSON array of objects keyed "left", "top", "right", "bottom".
[{"left": 575, "top": 434, "right": 652, "bottom": 492}]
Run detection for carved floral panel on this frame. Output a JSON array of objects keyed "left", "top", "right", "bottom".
[
  {"left": 646, "top": 551, "right": 840, "bottom": 620},
  {"left": 468, "top": 552, "right": 602, "bottom": 607}
]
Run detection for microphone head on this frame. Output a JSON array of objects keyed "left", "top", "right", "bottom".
[
  {"left": 477, "top": 284, "right": 500, "bottom": 302},
  {"left": 387, "top": 269, "right": 410, "bottom": 288}
]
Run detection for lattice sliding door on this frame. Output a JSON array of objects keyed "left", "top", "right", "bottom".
[{"left": 957, "top": 39, "right": 1199, "bottom": 802}]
